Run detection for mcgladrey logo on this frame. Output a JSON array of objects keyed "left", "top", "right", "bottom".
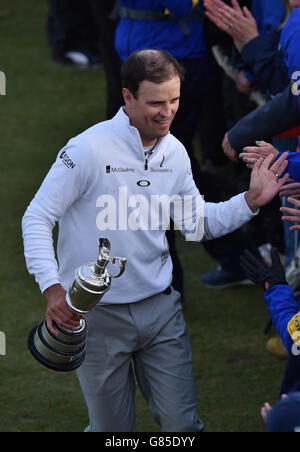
[{"left": 106, "top": 165, "right": 135, "bottom": 173}]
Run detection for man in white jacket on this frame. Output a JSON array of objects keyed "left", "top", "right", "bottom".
[{"left": 22, "top": 49, "right": 289, "bottom": 432}]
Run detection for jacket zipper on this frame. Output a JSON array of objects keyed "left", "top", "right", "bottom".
[
  {"left": 144, "top": 152, "right": 153, "bottom": 171},
  {"left": 144, "top": 139, "right": 159, "bottom": 171}
]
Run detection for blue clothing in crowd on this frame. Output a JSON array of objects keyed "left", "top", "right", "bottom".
[
  {"left": 280, "top": 6, "right": 300, "bottom": 114},
  {"left": 278, "top": 151, "right": 300, "bottom": 182},
  {"left": 251, "top": 0, "right": 286, "bottom": 35},
  {"left": 233, "top": 0, "right": 286, "bottom": 80},
  {"left": 264, "top": 8, "right": 300, "bottom": 356},
  {"left": 228, "top": 6, "right": 300, "bottom": 151},
  {"left": 115, "top": 0, "right": 206, "bottom": 61},
  {"left": 265, "top": 285, "right": 300, "bottom": 354},
  {"left": 241, "top": 30, "right": 289, "bottom": 98},
  {"left": 276, "top": 7, "right": 300, "bottom": 174}
]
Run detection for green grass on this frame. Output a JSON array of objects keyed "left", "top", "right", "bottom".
[{"left": 0, "top": 1, "right": 287, "bottom": 432}]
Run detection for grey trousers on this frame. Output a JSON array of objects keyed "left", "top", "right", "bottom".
[{"left": 76, "top": 287, "right": 204, "bottom": 432}]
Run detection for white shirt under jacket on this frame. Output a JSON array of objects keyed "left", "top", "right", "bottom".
[{"left": 22, "top": 108, "right": 257, "bottom": 304}]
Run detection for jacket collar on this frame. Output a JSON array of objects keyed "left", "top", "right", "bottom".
[{"left": 112, "top": 107, "right": 170, "bottom": 156}]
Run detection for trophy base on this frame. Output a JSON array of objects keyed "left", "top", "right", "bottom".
[{"left": 28, "top": 321, "right": 87, "bottom": 372}]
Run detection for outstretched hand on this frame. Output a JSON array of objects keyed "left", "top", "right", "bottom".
[
  {"left": 239, "top": 141, "right": 279, "bottom": 169},
  {"left": 240, "top": 248, "right": 287, "bottom": 290},
  {"left": 279, "top": 180, "right": 300, "bottom": 198},
  {"left": 280, "top": 197, "right": 300, "bottom": 231},
  {"left": 245, "top": 153, "right": 289, "bottom": 212}
]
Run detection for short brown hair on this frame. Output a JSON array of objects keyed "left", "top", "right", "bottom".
[{"left": 121, "top": 49, "right": 185, "bottom": 98}]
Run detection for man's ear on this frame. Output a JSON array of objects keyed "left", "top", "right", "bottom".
[{"left": 122, "top": 88, "right": 134, "bottom": 106}]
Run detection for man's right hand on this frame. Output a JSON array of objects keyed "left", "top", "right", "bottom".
[{"left": 44, "top": 284, "right": 82, "bottom": 336}]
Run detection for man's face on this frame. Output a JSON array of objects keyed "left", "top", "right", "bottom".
[{"left": 123, "top": 76, "right": 181, "bottom": 147}]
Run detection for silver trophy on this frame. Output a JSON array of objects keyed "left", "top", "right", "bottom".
[{"left": 28, "top": 238, "right": 126, "bottom": 372}]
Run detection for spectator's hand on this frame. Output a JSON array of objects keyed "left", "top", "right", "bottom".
[
  {"left": 261, "top": 402, "right": 272, "bottom": 423},
  {"left": 245, "top": 152, "right": 289, "bottom": 211},
  {"left": 44, "top": 284, "right": 83, "bottom": 336},
  {"left": 222, "top": 132, "right": 239, "bottom": 162},
  {"left": 204, "top": 0, "right": 259, "bottom": 52},
  {"left": 279, "top": 181, "right": 300, "bottom": 198},
  {"left": 240, "top": 247, "right": 287, "bottom": 290},
  {"left": 261, "top": 395, "right": 287, "bottom": 424},
  {"left": 280, "top": 197, "right": 300, "bottom": 231},
  {"left": 204, "top": 0, "right": 235, "bottom": 33},
  {"left": 240, "top": 141, "right": 280, "bottom": 169}
]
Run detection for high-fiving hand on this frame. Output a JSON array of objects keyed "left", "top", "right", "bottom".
[{"left": 245, "top": 152, "right": 289, "bottom": 212}]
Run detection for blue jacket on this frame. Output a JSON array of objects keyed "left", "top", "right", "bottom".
[
  {"left": 276, "top": 150, "right": 300, "bottom": 182},
  {"left": 241, "top": 30, "right": 289, "bottom": 98},
  {"left": 262, "top": 12, "right": 300, "bottom": 356},
  {"left": 275, "top": 8, "right": 300, "bottom": 163},
  {"left": 265, "top": 285, "right": 300, "bottom": 354},
  {"left": 251, "top": 0, "right": 286, "bottom": 35},
  {"left": 232, "top": 0, "right": 286, "bottom": 76},
  {"left": 115, "top": 0, "right": 207, "bottom": 61},
  {"left": 281, "top": 7, "right": 300, "bottom": 152},
  {"left": 228, "top": 7, "right": 300, "bottom": 151},
  {"left": 280, "top": 6, "right": 300, "bottom": 114}
]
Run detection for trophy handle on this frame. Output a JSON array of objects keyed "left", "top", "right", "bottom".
[
  {"left": 93, "top": 238, "right": 111, "bottom": 276},
  {"left": 98, "top": 238, "right": 111, "bottom": 257},
  {"left": 108, "top": 257, "right": 127, "bottom": 279}
]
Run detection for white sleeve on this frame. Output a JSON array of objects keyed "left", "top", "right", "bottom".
[
  {"left": 173, "top": 150, "right": 258, "bottom": 242},
  {"left": 203, "top": 192, "right": 259, "bottom": 241},
  {"left": 171, "top": 153, "right": 205, "bottom": 241},
  {"left": 22, "top": 140, "right": 94, "bottom": 293}
]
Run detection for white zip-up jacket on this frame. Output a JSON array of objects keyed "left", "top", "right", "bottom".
[{"left": 22, "top": 108, "right": 257, "bottom": 304}]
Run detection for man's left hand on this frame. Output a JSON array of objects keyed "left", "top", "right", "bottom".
[{"left": 245, "top": 152, "right": 289, "bottom": 212}]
